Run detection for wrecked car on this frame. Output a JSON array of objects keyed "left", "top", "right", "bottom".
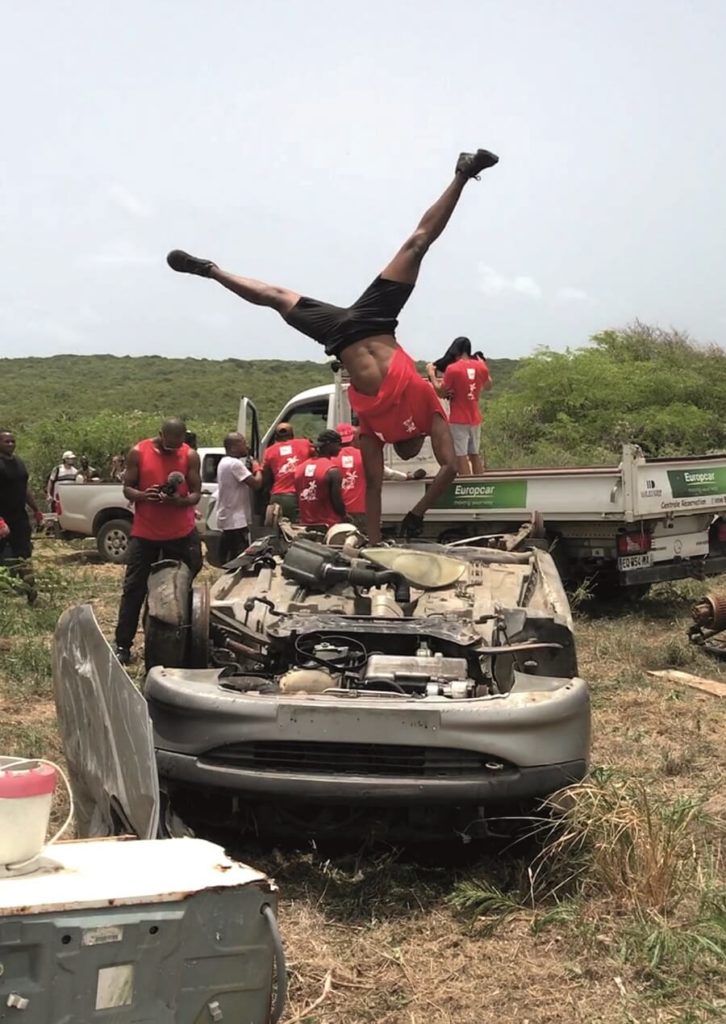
[{"left": 55, "top": 526, "right": 590, "bottom": 842}]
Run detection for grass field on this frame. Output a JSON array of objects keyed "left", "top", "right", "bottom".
[{"left": 1, "top": 539, "right": 724, "bottom": 1023}]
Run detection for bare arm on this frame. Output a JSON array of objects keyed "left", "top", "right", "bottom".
[
  {"left": 359, "top": 433, "right": 385, "bottom": 543},
  {"left": 244, "top": 463, "right": 263, "bottom": 492},
  {"left": 122, "top": 448, "right": 159, "bottom": 504},
  {"left": 426, "top": 363, "right": 447, "bottom": 397},
  {"left": 410, "top": 415, "right": 456, "bottom": 517},
  {"left": 327, "top": 467, "right": 347, "bottom": 520}
]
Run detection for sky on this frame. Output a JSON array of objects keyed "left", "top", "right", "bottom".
[{"left": 2, "top": 0, "right": 725, "bottom": 363}]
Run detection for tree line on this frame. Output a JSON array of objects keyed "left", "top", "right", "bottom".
[{"left": 3, "top": 325, "right": 721, "bottom": 487}]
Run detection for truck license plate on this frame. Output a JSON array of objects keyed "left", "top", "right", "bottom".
[{"left": 617, "top": 553, "right": 653, "bottom": 571}]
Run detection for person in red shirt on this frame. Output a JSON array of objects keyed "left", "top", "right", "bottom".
[
  {"left": 334, "top": 423, "right": 366, "bottom": 528},
  {"left": 167, "top": 146, "right": 499, "bottom": 542},
  {"left": 428, "top": 337, "right": 492, "bottom": 475},
  {"left": 294, "top": 431, "right": 347, "bottom": 529},
  {"left": 114, "top": 418, "right": 202, "bottom": 665},
  {"left": 334, "top": 421, "right": 424, "bottom": 532},
  {"left": 262, "top": 422, "right": 314, "bottom": 522}
]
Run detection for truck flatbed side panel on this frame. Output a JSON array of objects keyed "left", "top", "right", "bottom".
[
  {"left": 633, "top": 460, "right": 726, "bottom": 518},
  {"left": 382, "top": 472, "right": 626, "bottom": 521}
]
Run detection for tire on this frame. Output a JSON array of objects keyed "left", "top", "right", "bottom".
[
  {"left": 96, "top": 518, "right": 131, "bottom": 564},
  {"left": 144, "top": 617, "right": 188, "bottom": 673}
]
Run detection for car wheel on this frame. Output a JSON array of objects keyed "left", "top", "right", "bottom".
[
  {"left": 144, "top": 617, "right": 188, "bottom": 673},
  {"left": 97, "top": 519, "right": 131, "bottom": 564},
  {"left": 190, "top": 583, "right": 210, "bottom": 668}
]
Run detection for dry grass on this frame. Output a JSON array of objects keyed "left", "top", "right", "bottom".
[
  {"left": 1, "top": 541, "right": 725, "bottom": 1022},
  {"left": 537, "top": 772, "right": 721, "bottom": 914}
]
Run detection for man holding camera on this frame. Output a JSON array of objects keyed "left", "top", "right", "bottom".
[
  {"left": 114, "top": 418, "right": 202, "bottom": 665},
  {"left": 216, "top": 432, "right": 262, "bottom": 563}
]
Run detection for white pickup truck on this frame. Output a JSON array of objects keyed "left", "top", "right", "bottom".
[
  {"left": 223, "top": 373, "right": 726, "bottom": 594},
  {"left": 55, "top": 447, "right": 225, "bottom": 563}
]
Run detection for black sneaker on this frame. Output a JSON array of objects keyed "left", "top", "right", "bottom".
[
  {"left": 166, "top": 249, "right": 217, "bottom": 277},
  {"left": 456, "top": 149, "right": 499, "bottom": 180},
  {"left": 114, "top": 645, "right": 131, "bottom": 666},
  {"left": 26, "top": 587, "right": 38, "bottom": 607}
]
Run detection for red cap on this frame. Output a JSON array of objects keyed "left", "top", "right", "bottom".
[
  {"left": 0, "top": 762, "right": 56, "bottom": 798},
  {"left": 335, "top": 422, "right": 356, "bottom": 444}
]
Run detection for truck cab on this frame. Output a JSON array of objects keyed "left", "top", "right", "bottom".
[{"left": 244, "top": 368, "right": 440, "bottom": 477}]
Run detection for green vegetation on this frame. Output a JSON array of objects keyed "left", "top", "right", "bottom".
[
  {"left": 486, "top": 322, "right": 726, "bottom": 467},
  {"left": 3, "top": 321, "right": 724, "bottom": 487},
  {"left": 0, "top": 352, "right": 517, "bottom": 487}
]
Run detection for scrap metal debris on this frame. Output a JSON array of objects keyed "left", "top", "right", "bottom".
[{"left": 688, "top": 591, "right": 726, "bottom": 658}]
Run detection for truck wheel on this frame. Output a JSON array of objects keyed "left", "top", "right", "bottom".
[{"left": 97, "top": 519, "right": 131, "bottom": 564}]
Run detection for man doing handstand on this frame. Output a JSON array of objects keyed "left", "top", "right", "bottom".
[{"left": 167, "top": 148, "right": 498, "bottom": 543}]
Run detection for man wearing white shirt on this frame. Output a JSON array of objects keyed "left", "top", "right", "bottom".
[
  {"left": 216, "top": 433, "right": 262, "bottom": 563},
  {"left": 47, "top": 450, "right": 79, "bottom": 507}
]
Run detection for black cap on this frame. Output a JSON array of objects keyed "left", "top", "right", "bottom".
[{"left": 317, "top": 429, "right": 342, "bottom": 446}]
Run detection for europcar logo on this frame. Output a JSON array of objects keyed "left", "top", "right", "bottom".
[
  {"left": 430, "top": 479, "right": 528, "bottom": 509},
  {"left": 668, "top": 468, "right": 726, "bottom": 498}
]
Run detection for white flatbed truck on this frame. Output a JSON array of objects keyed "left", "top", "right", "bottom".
[{"left": 234, "top": 374, "right": 726, "bottom": 592}]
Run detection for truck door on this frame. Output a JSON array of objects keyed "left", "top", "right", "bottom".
[
  {"left": 260, "top": 397, "right": 331, "bottom": 457},
  {"left": 237, "top": 398, "right": 261, "bottom": 458}
]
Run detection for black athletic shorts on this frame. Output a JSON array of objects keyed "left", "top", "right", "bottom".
[{"left": 284, "top": 275, "right": 414, "bottom": 356}]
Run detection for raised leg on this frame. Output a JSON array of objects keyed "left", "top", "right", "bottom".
[
  {"left": 209, "top": 267, "right": 300, "bottom": 316},
  {"left": 166, "top": 249, "right": 300, "bottom": 316},
  {"left": 379, "top": 148, "right": 498, "bottom": 286},
  {"left": 380, "top": 175, "right": 467, "bottom": 286}
]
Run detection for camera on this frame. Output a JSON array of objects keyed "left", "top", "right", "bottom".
[{"left": 160, "top": 471, "right": 185, "bottom": 496}]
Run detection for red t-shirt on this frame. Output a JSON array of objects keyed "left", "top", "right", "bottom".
[
  {"left": 294, "top": 458, "right": 345, "bottom": 528},
  {"left": 263, "top": 438, "right": 315, "bottom": 494},
  {"left": 442, "top": 358, "right": 490, "bottom": 425},
  {"left": 131, "top": 439, "right": 196, "bottom": 541},
  {"left": 336, "top": 446, "right": 365, "bottom": 514},
  {"left": 350, "top": 347, "right": 446, "bottom": 443}
]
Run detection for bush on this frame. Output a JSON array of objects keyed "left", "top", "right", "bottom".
[{"left": 485, "top": 322, "right": 726, "bottom": 467}]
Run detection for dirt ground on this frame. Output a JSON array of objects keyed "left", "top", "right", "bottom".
[{"left": 1, "top": 539, "right": 724, "bottom": 1023}]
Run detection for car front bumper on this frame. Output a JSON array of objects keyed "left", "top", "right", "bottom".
[{"left": 145, "top": 668, "right": 591, "bottom": 806}]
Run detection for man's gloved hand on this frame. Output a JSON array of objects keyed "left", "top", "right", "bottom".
[
  {"left": 399, "top": 511, "right": 424, "bottom": 539},
  {"left": 0, "top": 518, "right": 9, "bottom": 539}
]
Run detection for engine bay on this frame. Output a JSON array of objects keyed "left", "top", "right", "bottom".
[{"left": 173, "top": 530, "right": 579, "bottom": 700}]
